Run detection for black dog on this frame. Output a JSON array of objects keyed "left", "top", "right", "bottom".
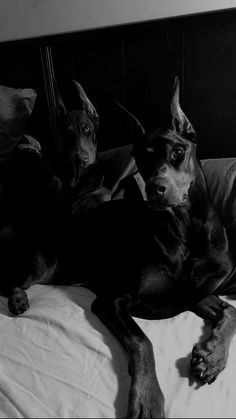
[
  {"left": 5, "top": 77, "right": 236, "bottom": 418},
  {"left": 55, "top": 79, "right": 111, "bottom": 213}
]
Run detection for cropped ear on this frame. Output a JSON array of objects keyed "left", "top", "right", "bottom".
[
  {"left": 171, "top": 77, "right": 196, "bottom": 141},
  {"left": 115, "top": 101, "right": 146, "bottom": 147},
  {"left": 72, "top": 80, "right": 99, "bottom": 126},
  {"left": 53, "top": 77, "right": 67, "bottom": 124}
]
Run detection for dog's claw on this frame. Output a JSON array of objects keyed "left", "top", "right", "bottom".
[
  {"left": 191, "top": 356, "right": 203, "bottom": 366},
  {"left": 8, "top": 287, "right": 30, "bottom": 315},
  {"left": 208, "top": 376, "right": 217, "bottom": 385}
]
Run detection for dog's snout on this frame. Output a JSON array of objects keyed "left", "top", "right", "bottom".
[
  {"left": 75, "top": 152, "right": 89, "bottom": 166},
  {"left": 81, "top": 155, "right": 89, "bottom": 163},
  {"left": 147, "top": 179, "right": 169, "bottom": 198}
]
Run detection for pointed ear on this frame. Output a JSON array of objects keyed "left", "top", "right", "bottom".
[
  {"left": 171, "top": 77, "right": 196, "bottom": 141},
  {"left": 115, "top": 101, "right": 146, "bottom": 147},
  {"left": 53, "top": 77, "right": 67, "bottom": 124},
  {"left": 72, "top": 80, "right": 99, "bottom": 126}
]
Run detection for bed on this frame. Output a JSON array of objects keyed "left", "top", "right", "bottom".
[{"left": 1, "top": 85, "right": 236, "bottom": 418}]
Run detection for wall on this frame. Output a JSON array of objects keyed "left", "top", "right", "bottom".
[{"left": 1, "top": 0, "right": 236, "bottom": 42}]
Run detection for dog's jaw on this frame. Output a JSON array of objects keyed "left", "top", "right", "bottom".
[
  {"left": 145, "top": 175, "right": 193, "bottom": 210},
  {"left": 146, "top": 194, "right": 190, "bottom": 211}
]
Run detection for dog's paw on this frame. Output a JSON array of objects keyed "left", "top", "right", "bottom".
[
  {"left": 127, "top": 379, "right": 165, "bottom": 418},
  {"left": 191, "top": 333, "right": 228, "bottom": 385},
  {"left": 8, "top": 287, "right": 30, "bottom": 315}
]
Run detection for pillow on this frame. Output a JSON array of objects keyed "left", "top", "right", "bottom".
[
  {"left": 201, "top": 158, "right": 236, "bottom": 249},
  {"left": 0, "top": 85, "right": 37, "bottom": 165},
  {"left": 18, "top": 134, "right": 41, "bottom": 155}
]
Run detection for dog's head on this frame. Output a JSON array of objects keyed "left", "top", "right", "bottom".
[
  {"left": 122, "top": 77, "right": 198, "bottom": 209},
  {"left": 55, "top": 79, "right": 99, "bottom": 188}
]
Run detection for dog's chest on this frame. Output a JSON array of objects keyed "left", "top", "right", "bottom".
[
  {"left": 131, "top": 209, "right": 198, "bottom": 305},
  {"left": 74, "top": 201, "right": 198, "bottom": 303}
]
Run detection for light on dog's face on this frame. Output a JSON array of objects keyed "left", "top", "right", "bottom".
[{"left": 136, "top": 130, "right": 197, "bottom": 209}]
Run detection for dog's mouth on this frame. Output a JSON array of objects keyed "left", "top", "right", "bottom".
[
  {"left": 145, "top": 178, "right": 190, "bottom": 210},
  {"left": 79, "top": 159, "right": 91, "bottom": 169},
  {"left": 146, "top": 192, "right": 188, "bottom": 210},
  {"left": 147, "top": 198, "right": 175, "bottom": 210},
  {"left": 70, "top": 158, "right": 95, "bottom": 188}
]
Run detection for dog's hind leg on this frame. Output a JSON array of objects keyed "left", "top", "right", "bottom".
[
  {"left": 91, "top": 295, "right": 165, "bottom": 419},
  {"left": 191, "top": 295, "right": 236, "bottom": 385}
]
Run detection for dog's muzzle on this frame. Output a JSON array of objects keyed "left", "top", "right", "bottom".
[
  {"left": 146, "top": 178, "right": 169, "bottom": 199},
  {"left": 70, "top": 154, "right": 95, "bottom": 188},
  {"left": 145, "top": 178, "right": 170, "bottom": 209},
  {"left": 79, "top": 156, "right": 90, "bottom": 168},
  {"left": 145, "top": 177, "right": 186, "bottom": 209},
  {"left": 76, "top": 149, "right": 96, "bottom": 168}
]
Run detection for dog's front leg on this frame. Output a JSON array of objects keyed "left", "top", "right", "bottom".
[
  {"left": 191, "top": 295, "right": 236, "bottom": 384},
  {"left": 91, "top": 295, "right": 165, "bottom": 419}
]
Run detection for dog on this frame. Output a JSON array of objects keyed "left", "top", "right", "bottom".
[
  {"left": 4, "top": 77, "right": 236, "bottom": 418},
  {"left": 55, "top": 79, "right": 111, "bottom": 213}
]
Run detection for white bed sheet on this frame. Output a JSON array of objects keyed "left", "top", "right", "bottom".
[{"left": 0, "top": 284, "right": 236, "bottom": 418}]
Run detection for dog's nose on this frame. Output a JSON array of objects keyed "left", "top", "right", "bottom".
[
  {"left": 156, "top": 184, "right": 167, "bottom": 195},
  {"left": 75, "top": 153, "right": 89, "bottom": 166},
  {"left": 82, "top": 156, "right": 89, "bottom": 163},
  {"left": 146, "top": 179, "right": 169, "bottom": 199}
]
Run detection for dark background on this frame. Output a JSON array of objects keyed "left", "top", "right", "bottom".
[{"left": 1, "top": 8, "right": 236, "bottom": 160}]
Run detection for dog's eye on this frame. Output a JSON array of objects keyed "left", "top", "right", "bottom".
[
  {"left": 81, "top": 124, "right": 92, "bottom": 135},
  {"left": 171, "top": 148, "right": 184, "bottom": 160}
]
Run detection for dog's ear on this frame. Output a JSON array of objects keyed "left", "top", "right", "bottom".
[
  {"left": 115, "top": 101, "right": 146, "bottom": 147},
  {"left": 171, "top": 77, "right": 196, "bottom": 142},
  {"left": 72, "top": 80, "right": 99, "bottom": 127},
  {"left": 54, "top": 77, "right": 67, "bottom": 125}
]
